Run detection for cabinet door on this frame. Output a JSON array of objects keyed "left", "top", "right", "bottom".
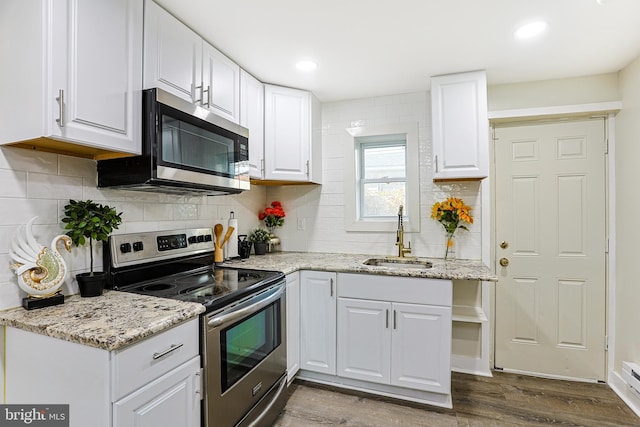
[
  {"left": 391, "top": 303, "right": 451, "bottom": 394},
  {"left": 143, "top": 0, "right": 201, "bottom": 102},
  {"left": 264, "top": 85, "right": 310, "bottom": 181},
  {"left": 337, "top": 298, "right": 391, "bottom": 384},
  {"left": 202, "top": 42, "right": 240, "bottom": 123},
  {"left": 113, "top": 357, "right": 201, "bottom": 427},
  {"left": 240, "top": 70, "right": 265, "bottom": 179},
  {"left": 51, "top": 0, "right": 143, "bottom": 153},
  {"left": 300, "top": 271, "right": 336, "bottom": 375},
  {"left": 431, "top": 70, "right": 488, "bottom": 180},
  {"left": 286, "top": 272, "right": 301, "bottom": 382}
]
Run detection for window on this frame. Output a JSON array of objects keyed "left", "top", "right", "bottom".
[
  {"left": 358, "top": 138, "right": 406, "bottom": 219},
  {"left": 345, "top": 123, "right": 420, "bottom": 233}
]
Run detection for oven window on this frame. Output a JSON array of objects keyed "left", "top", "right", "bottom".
[
  {"left": 220, "top": 300, "right": 281, "bottom": 392},
  {"left": 161, "top": 114, "right": 235, "bottom": 177}
]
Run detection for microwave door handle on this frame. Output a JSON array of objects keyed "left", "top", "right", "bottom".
[{"left": 207, "top": 284, "right": 285, "bottom": 328}]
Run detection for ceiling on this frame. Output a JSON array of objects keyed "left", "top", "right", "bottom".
[{"left": 155, "top": 0, "right": 640, "bottom": 103}]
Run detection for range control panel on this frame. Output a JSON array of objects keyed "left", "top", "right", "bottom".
[{"left": 108, "top": 228, "right": 215, "bottom": 268}]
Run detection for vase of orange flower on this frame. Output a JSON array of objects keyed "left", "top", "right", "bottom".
[
  {"left": 431, "top": 197, "right": 473, "bottom": 260},
  {"left": 258, "top": 201, "right": 285, "bottom": 251}
]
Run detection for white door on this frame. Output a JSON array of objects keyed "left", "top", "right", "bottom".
[
  {"left": 494, "top": 119, "right": 606, "bottom": 381},
  {"left": 286, "top": 272, "right": 301, "bottom": 382},
  {"left": 300, "top": 271, "right": 336, "bottom": 375},
  {"left": 391, "top": 303, "right": 451, "bottom": 393},
  {"left": 337, "top": 298, "right": 391, "bottom": 384},
  {"left": 240, "top": 70, "right": 265, "bottom": 179}
]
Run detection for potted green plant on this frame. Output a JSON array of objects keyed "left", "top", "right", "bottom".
[
  {"left": 62, "top": 199, "right": 122, "bottom": 297},
  {"left": 248, "top": 228, "right": 271, "bottom": 255}
]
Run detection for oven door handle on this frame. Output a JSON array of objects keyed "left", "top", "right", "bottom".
[{"left": 207, "top": 283, "right": 285, "bottom": 328}]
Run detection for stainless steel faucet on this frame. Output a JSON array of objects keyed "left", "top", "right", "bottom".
[{"left": 396, "top": 205, "right": 412, "bottom": 257}]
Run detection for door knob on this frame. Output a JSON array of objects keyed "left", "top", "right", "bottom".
[
  {"left": 499, "top": 257, "right": 509, "bottom": 267},
  {"left": 500, "top": 241, "right": 509, "bottom": 249}
]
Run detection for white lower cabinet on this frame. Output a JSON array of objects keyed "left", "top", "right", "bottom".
[
  {"left": 113, "top": 357, "right": 201, "bottom": 427},
  {"left": 299, "top": 272, "right": 453, "bottom": 408},
  {"left": 338, "top": 300, "right": 451, "bottom": 395},
  {"left": 299, "top": 271, "right": 336, "bottom": 375},
  {"left": 286, "top": 272, "right": 301, "bottom": 382},
  {"left": 4, "top": 318, "right": 201, "bottom": 427}
]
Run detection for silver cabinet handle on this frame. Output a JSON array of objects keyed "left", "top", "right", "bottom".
[
  {"left": 260, "top": 158, "right": 265, "bottom": 178},
  {"left": 306, "top": 160, "right": 310, "bottom": 177},
  {"left": 393, "top": 310, "right": 397, "bottom": 330},
  {"left": 330, "top": 278, "right": 333, "bottom": 297},
  {"left": 56, "top": 89, "right": 64, "bottom": 127},
  {"left": 153, "top": 343, "right": 183, "bottom": 360},
  {"left": 386, "top": 309, "right": 389, "bottom": 329},
  {"left": 435, "top": 155, "right": 439, "bottom": 173},
  {"left": 205, "top": 85, "right": 212, "bottom": 107},
  {"left": 191, "top": 83, "right": 203, "bottom": 104}
]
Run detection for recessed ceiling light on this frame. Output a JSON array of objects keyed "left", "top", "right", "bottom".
[
  {"left": 514, "top": 21, "right": 548, "bottom": 39},
  {"left": 296, "top": 60, "right": 317, "bottom": 72}
]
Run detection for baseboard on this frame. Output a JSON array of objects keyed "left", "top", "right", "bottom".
[
  {"left": 609, "top": 370, "right": 640, "bottom": 418},
  {"left": 451, "top": 354, "right": 492, "bottom": 377}
]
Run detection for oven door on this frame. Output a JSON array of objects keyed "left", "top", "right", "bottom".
[{"left": 203, "top": 282, "right": 287, "bottom": 427}]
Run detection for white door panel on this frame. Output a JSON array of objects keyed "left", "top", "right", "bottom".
[{"left": 494, "top": 119, "right": 606, "bottom": 381}]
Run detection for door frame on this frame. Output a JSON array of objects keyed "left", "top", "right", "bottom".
[{"left": 486, "top": 102, "right": 620, "bottom": 382}]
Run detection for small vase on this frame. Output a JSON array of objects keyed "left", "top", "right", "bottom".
[
  {"left": 267, "top": 226, "right": 280, "bottom": 252},
  {"left": 445, "top": 234, "right": 456, "bottom": 261}
]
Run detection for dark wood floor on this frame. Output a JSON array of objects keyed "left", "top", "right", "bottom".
[{"left": 273, "top": 371, "right": 640, "bottom": 426}]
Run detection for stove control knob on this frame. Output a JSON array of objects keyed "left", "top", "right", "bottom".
[
  {"left": 133, "top": 241, "right": 144, "bottom": 252},
  {"left": 204, "top": 234, "right": 212, "bottom": 242},
  {"left": 188, "top": 236, "right": 197, "bottom": 244},
  {"left": 197, "top": 235, "right": 205, "bottom": 243},
  {"left": 120, "top": 243, "right": 132, "bottom": 253}
]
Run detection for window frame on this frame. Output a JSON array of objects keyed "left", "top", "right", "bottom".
[
  {"left": 345, "top": 122, "right": 420, "bottom": 233},
  {"left": 357, "top": 138, "right": 407, "bottom": 220}
]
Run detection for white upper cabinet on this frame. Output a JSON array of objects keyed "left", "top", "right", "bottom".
[
  {"left": 144, "top": 0, "right": 240, "bottom": 123},
  {"left": 264, "top": 85, "right": 322, "bottom": 183},
  {"left": 202, "top": 43, "right": 240, "bottom": 123},
  {"left": 143, "top": 0, "right": 201, "bottom": 102},
  {"left": 0, "top": 0, "right": 143, "bottom": 155},
  {"left": 240, "top": 70, "right": 265, "bottom": 179},
  {"left": 431, "top": 70, "right": 488, "bottom": 180}
]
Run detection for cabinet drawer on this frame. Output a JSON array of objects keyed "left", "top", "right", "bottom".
[
  {"left": 337, "top": 273, "right": 452, "bottom": 307},
  {"left": 112, "top": 318, "right": 199, "bottom": 400}
]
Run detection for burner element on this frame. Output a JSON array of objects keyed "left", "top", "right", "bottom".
[{"left": 141, "top": 283, "right": 177, "bottom": 292}]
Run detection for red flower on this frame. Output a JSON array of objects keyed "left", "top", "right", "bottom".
[{"left": 258, "top": 201, "right": 286, "bottom": 227}]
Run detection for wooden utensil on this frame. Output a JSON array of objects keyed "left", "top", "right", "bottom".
[
  {"left": 220, "top": 226, "right": 235, "bottom": 249},
  {"left": 213, "top": 223, "right": 224, "bottom": 263}
]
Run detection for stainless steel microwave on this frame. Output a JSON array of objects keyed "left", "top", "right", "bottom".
[{"left": 98, "top": 88, "right": 250, "bottom": 195}]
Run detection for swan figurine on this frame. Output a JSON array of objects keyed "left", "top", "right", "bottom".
[{"left": 9, "top": 217, "right": 72, "bottom": 297}]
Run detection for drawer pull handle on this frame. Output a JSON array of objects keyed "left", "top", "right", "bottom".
[{"left": 153, "top": 343, "right": 183, "bottom": 360}]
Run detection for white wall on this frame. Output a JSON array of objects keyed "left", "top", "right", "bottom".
[
  {"left": 0, "top": 146, "right": 266, "bottom": 310},
  {"left": 614, "top": 54, "right": 640, "bottom": 375},
  {"left": 265, "top": 92, "right": 483, "bottom": 259},
  {"left": 488, "top": 73, "right": 620, "bottom": 111}
]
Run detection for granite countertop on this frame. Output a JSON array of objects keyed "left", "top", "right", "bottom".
[
  {"left": 222, "top": 252, "right": 498, "bottom": 282},
  {"left": 0, "top": 291, "right": 205, "bottom": 351},
  {"left": 0, "top": 252, "right": 495, "bottom": 352}
]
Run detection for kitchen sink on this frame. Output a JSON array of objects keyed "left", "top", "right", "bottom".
[{"left": 363, "top": 258, "right": 433, "bottom": 269}]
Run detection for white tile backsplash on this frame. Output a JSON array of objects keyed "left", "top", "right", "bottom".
[
  {"left": 0, "top": 146, "right": 266, "bottom": 310},
  {"left": 267, "top": 90, "right": 484, "bottom": 259}
]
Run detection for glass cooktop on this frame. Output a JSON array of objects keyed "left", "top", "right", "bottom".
[{"left": 120, "top": 266, "right": 283, "bottom": 311}]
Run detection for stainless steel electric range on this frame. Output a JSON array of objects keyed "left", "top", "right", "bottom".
[{"left": 104, "top": 227, "right": 288, "bottom": 427}]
